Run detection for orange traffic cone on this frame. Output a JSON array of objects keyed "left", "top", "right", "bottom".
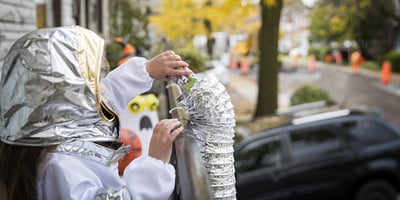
[
  {"left": 381, "top": 61, "right": 391, "bottom": 85},
  {"left": 308, "top": 55, "right": 316, "bottom": 73},
  {"left": 334, "top": 52, "right": 342, "bottom": 65},
  {"left": 230, "top": 56, "right": 238, "bottom": 70},
  {"left": 325, "top": 54, "right": 332, "bottom": 63},
  {"left": 240, "top": 56, "right": 249, "bottom": 75},
  {"left": 351, "top": 51, "right": 361, "bottom": 74},
  {"left": 292, "top": 55, "right": 299, "bottom": 69},
  {"left": 351, "top": 62, "right": 360, "bottom": 74}
]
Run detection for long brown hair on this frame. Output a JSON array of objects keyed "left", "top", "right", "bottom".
[{"left": 0, "top": 141, "right": 54, "bottom": 200}]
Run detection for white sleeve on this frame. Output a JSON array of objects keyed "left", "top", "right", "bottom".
[
  {"left": 40, "top": 154, "right": 123, "bottom": 200},
  {"left": 123, "top": 155, "right": 176, "bottom": 200},
  {"left": 101, "top": 57, "right": 154, "bottom": 114}
]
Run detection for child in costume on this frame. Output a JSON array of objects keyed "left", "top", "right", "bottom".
[{"left": 0, "top": 26, "right": 190, "bottom": 200}]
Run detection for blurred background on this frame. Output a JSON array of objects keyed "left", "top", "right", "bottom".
[
  {"left": 2, "top": 1, "right": 400, "bottom": 199},
  {"left": 0, "top": 0, "right": 399, "bottom": 128}
]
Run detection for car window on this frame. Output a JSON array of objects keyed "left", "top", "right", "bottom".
[
  {"left": 289, "top": 127, "right": 344, "bottom": 162},
  {"left": 345, "top": 119, "right": 399, "bottom": 146},
  {"left": 235, "top": 140, "right": 283, "bottom": 173}
]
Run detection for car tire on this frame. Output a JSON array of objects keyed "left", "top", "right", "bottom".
[{"left": 354, "top": 180, "right": 397, "bottom": 200}]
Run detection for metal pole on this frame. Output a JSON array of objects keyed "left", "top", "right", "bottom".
[{"left": 166, "top": 81, "right": 212, "bottom": 200}]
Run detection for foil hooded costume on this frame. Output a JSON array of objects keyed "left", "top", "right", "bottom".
[
  {"left": 0, "top": 25, "right": 118, "bottom": 145},
  {"left": 0, "top": 26, "right": 175, "bottom": 199}
]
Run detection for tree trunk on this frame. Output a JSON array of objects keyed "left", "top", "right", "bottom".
[{"left": 254, "top": 0, "right": 283, "bottom": 118}]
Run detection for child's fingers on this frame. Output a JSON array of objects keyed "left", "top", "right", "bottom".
[{"left": 170, "top": 126, "right": 183, "bottom": 139}]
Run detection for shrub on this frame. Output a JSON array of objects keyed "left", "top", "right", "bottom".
[
  {"left": 307, "top": 47, "right": 332, "bottom": 61},
  {"left": 174, "top": 46, "right": 210, "bottom": 73},
  {"left": 317, "top": 47, "right": 332, "bottom": 61},
  {"left": 290, "top": 84, "right": 333, "bottom": 105},
  {"left": 362, "top": 61, "right": 380, "bottom": 71},
  {"left": 106, "top": 42, "right": 123, "bottom": 70},
  {"left": 308, "top": 47, "right": 318, "bottom": 58},
  {"left": 382, "top": 50, "right": 400, "bottom": 73}
]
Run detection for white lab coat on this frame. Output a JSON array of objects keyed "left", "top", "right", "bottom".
[{"left": 37, "top": 57, "right": 176, "bottom": 200}]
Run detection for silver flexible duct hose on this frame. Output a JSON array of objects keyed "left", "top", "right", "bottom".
[
  {"left": 173, "top": 71, "right": 237, "bottom": 200},
  {"left": 166, "top": 82, "right": 212, "bottom": 200}
]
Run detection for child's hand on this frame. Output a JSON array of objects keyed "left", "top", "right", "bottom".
[
  {"left": 146, "top": 51, "right": 191, "bottom": 81},
  {"left": 148, "top": 118, "right": 183, "bottom": 163}
]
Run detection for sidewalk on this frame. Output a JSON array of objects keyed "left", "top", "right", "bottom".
[
  {"left": 226, "top": 72, "right": 257, "bottom": 122},
  {"left": 208, "top": 60, "right": 257, "bottom": 122}
]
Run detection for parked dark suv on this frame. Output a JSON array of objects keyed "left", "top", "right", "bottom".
[{"left": 234, "top": 108, "right": 400, "bottom": 200}]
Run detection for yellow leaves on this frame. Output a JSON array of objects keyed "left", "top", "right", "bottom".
[
  {"left": 359, "top": 0, "right": 371, "bottom": 9},
  {"left": 330, "top": 15, "right": 346, "bottom": 34},
  {"left": 149, "top": 0, "right": 198, "bottom": 42},
  {"left": 310, "top": 0, "right": 375, "bottom": 42},
  {"left": 263, "top": 0, "right": 276, "bottom": 7},
  {"left": 330, "top": 16, "right": 341, "bottom": 26},
  {"left": 150, "top": 0, "right": 258, "bottom": 44}
]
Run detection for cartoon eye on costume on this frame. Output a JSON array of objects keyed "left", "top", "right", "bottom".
[
  {"left": 127, "top": 93, "right": 160, "bottom": 114},
  {"left": 128, "top": 95, "right": 145, "bottom": 114},
  {"left": 145, "top": 93, "right": 160, "bottom": 112}
]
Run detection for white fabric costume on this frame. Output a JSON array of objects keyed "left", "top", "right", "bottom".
[{"left": 37, "top": 58, "right": 175, "bottom": 200}]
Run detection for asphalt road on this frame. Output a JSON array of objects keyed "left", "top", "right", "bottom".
[
  {"left": 209, "top": 57, "right": 400, "bottom": 128},
  {"left": 278, "top": 60, "right": 400, "bottom": 128}
]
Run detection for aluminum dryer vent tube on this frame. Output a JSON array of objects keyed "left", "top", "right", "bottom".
[{"left": 172, "top": 67, "right": 237, "bottom": 200}]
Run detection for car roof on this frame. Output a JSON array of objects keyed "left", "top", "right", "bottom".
[{"left": 234, "top": 102, "right": 381, "bottom": 143}]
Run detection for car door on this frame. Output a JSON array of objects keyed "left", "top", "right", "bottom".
[
  {"left": 283, "top": 123, "right": 353, "bottom": 200},
  {"left": 345, "top": 117, "right": 400, "bottom": 177},
  {"left": 235, "top": 134, "right": 292, "bottom": 200}
]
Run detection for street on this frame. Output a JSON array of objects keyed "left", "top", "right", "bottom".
[
  {"left": 280, "top": 60, "right": 400, "bottom": 128},
  {"left": 217, "top": 58, "right": 400, "bottom": 128}
]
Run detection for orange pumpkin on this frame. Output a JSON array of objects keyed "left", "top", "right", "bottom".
[{"left": 117, "top": 128, "right": 142, "bottom": 175}]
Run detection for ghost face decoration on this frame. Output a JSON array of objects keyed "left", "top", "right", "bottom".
[{"left": 120, "top": 93, "right": 160, "bottom": 156}]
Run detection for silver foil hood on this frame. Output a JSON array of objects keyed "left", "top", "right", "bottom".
[
  {"left": 0, "top": 26, "right": 118, "bottom": 146},
  {"left": 178, "top": 73, "right": 237, "bottom": 200}
]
